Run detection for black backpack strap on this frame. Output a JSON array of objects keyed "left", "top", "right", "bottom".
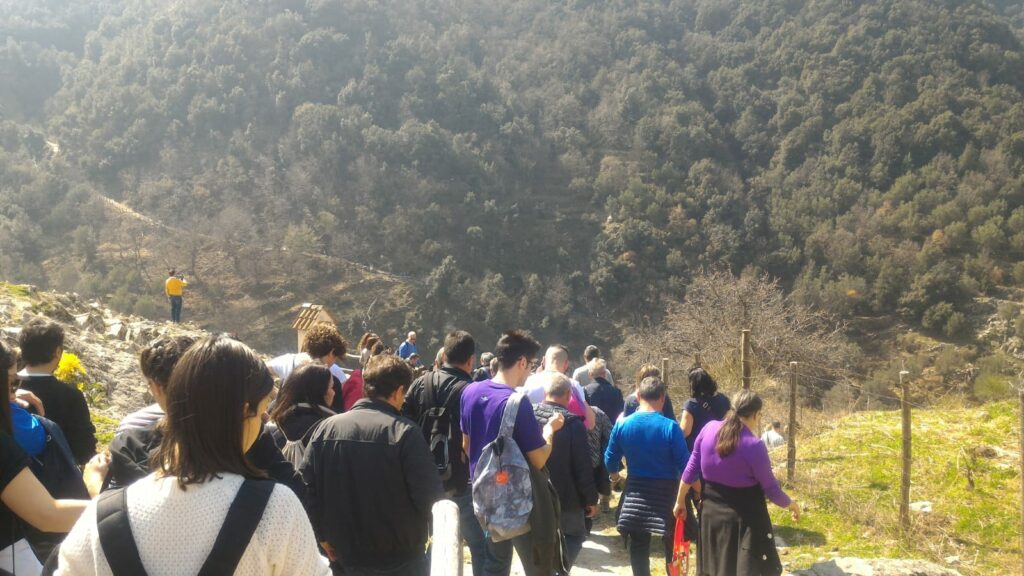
[
  {"left": 197, "top": 479, "right": 275, "bottom": 576},
  {"left": 96, "top": 489, "right": 149, "bottom": 576}
]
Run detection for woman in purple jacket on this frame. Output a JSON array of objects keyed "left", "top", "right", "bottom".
[{"left": 673, "top": 390, "right": 800, "bottom": 576}]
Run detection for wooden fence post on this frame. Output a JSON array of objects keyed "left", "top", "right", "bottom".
[
  {"left": 694, "top": 353, "right": 702, "bottom": 368},
  {"left": 899, "top": 370, "right": 911, "bottom": 534},
  {"left": 431, "top": 500, "right": 462, "bottom": 576},
  {"left": 787, "top": 362, "right": 798, "bottom": 484},
  {"left": 661, "top": 357, "right": 669, "bottom": 386},
  {"left": 741, "top": 330, "right": 751, "bottom": 389}
]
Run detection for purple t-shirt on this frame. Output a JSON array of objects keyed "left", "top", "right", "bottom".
[
  {"left": 681, "top": 419, "right": 791, "bottom": 508},
  {"left": 460, "top": 380, "right": 546, "bottom": 478}
]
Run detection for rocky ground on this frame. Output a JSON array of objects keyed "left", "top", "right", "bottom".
[{"left": 0, "top": 283, "right": 207, "bottom": 422}]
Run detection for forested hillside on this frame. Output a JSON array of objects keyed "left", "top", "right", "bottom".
[{"left": 2, "top": 0, "right": 1024, "bottom": 354}]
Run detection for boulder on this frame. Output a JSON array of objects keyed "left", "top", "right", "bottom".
[{"left": 796, "top": 558, "right": 962, "bottom": 576}]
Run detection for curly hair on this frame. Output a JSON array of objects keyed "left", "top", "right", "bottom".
[
  {"left": 302, "top": 323, "right": 348, "bottom": 359},
  {"left": 140, "top": 335, "right": 197, "bottom": 387}
]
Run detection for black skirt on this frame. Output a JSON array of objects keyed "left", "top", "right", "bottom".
[{"left": 697, "top": 481, "right": 782, "bottom": 576}]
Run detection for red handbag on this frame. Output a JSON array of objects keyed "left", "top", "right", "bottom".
[{"left": 670, "top": 517, "right": 690, "bottom": 576}]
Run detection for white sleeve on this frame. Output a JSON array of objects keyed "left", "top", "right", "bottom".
[
  {"left": 258, "top": 485, "right": 332, "bottom": 576},
  {"left": 56, "top": 500, "right": 113, "bottom": 576}
]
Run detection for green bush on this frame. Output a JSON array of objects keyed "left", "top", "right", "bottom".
[{"left": 973, "top": 373, "right": 1013, "bottom": 402}]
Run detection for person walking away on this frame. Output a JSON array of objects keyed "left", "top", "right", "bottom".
[
  {"left": 681, "top": 368, "right": 730, "bottom": 451},
  {"left": 460, "top": 330, "right": 564, "bottom": 576},
  {"left": 105, "top": 336, "right": 305, "bottom": 502},
  {"left": 267, "top": 324, "right": 349, "bottom": 413},
  {"left": 621, "top": 364, "right": 675, "bottom": 421},
  {"left": 401, "top": 330, "right": 488, "bottom": 576},
  {"left": 533, "top": 373, "right": 598, "bottom": 572},
  {"left": 583, "top": 359, "right": 624, "bottom": 423},
  {"left": 585, "top": 406, "right": 613, "bottom": 519},
  {"left": 674, "top": 390, "right": 799, "bottom": 576},
  {"left": 301, "top": 355, "right": 442, "bottom": 575},
  {"left": 16, "top": 320, "right": 96, "bottom": 465},
  {"left": 523, "top": 346, "right": 595, "bottom": 430},
  {"left": 398, "top": 331, "right": 418, "bottom": 359},
  {"left": 57, "top": 336, "right": 330, "bottom": 575},
  {"left": 572, "top": 345, "right": 616, "bottom": 389},
  {"left": 473, "top": 352, "right": 494, "bottom": 382},
  {"left": 164, "top": 269, "right": 187, "bottom": 323},
  {"left": 266, "top": 363, "right": 336, "bottom": 465},
  {"left": 605, "top": 377, "right": 689, "bottom": 576},
  {"left": 760, "top": 421, "right": 785, "bottom": 449}
]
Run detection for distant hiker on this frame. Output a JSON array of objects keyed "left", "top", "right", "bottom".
[
  {"left": 115, "top": 335, "right": 196, "bottom": 435},
  {"left": 356, "top": 332, "right": 380, "bottom": 366},
  {"left": 266, "top": 363, "right": 336, "bottom": 467},
  {"left": 622, "top": 364, "right": 675, "bottom": 421},
  {"left": 401, "top": 331, "right": 487, "bottom": 575},
  {"left": 17, "top": 319, "right": 96, "bottom": 465},
  {"left": 676, "top": 390, "right": 799, "bottom": 576},
  {"left": 473, "top": 352, "right": 494, "bottom": 382},
  {"left": 605, "top": 377, "right": 689, "bottom": 576},
  {"left": 398, "top": 331, "right": 418, "bottom": 359},
  {"left": 0, "top": 341, "right": 108, "bottom": 575},
  {"left": 460, "top": 330, "right": 564, "bottom": 576},
  {"left": 572, "top": 345, "right": 615, "bottom": 388},
  {"left": 681, "top": 368, "right": 731, "bottom": 451},
  {"left": 60, "top": 336, "right": 331, "bottom": 575},
  {"left": 583, "top": 359, "right": 624, "bottom": 423},
  {"left": 164, "top": 269, "right": 187, "bottom": 323},
  {"left": 532, "top": 372, "right": 598, "bottom": 571},
  {"left": 523, "top": 345, "right": 595, "bottom": 430},
  {"left": 301, "top": 355, "right": 442, "bottom": 575},
  {"left": 408, "top": 352, "right": 422, "bottom": 368},
  {"left": 761, "top": 421, "right": 785, "bottom": 449},
  {"left": 341, "top": 340, "right": 386, "bottom": 412}
]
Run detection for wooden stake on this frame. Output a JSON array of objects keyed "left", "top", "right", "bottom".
[
  {"left": 694, "top": 353, "right": 702, "bottom": 368},
  {"left": 899, "top": 370, "right": 911, "bottom": 534},
  {"left": 741, "top": 330, "right": 751, "bottom": 389},
  {"left": 661, "top": 357, "right": 669, "bottom": 386},
  {"left": 787, "top": 362, "right": 798, "bottom": 484},
  {"left": 1018, "top": 378, "right": 1023, "bottom": 576}
]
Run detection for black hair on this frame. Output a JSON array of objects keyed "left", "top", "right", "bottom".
[
  {"left": 715, "top": 390, "right": 764, "bottom": 458},
  {"left": 363, "top": 355, "right": 414, "bottom": 400},
  {"left": 443, "top": 330, "right": 476, "bottom": 366},
  {"left": 583, "top": 345, "right": 600, "bottom": 362},
  {"left": 139, "top": 335, "right": 197, "bottom": 388},
  {"left": 0, "top": 342, "right": 15, "bottom": 434},
  {"left": 637, "top": 376, "right": 667, "bottom": 402},
  {"left": 494, "top": 330, "right": 541, "bottom": 370},
  {"left": 155, "top": 335, "right": 274, "bottom": 487},
  {"left": 18, "top": 318, "right": 64, "bottom": 366},
  {"left": 269, "top": 362, "right": 334, "bottom": 423},
  {"left": 688, "top": 368, "right": 718, "bottom": 401}
]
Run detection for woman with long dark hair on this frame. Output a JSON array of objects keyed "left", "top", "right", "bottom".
[
  {"left": 57, "top": 335, "right": 330, "bottom": 575},
  {"left": 0, "top": 341, "right": 106, "bottom": 575},
  {"left": 674, "top": 390, "right": 799, "bottom": 576},
  {"left": 681, "top": 368, "right": 730, "bottom": 450},
  {"left": 267, "top": 363, "right": 335, "bottom": 462}
]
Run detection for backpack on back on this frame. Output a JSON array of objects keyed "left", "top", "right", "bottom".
[
  {"left": 472, "top": 392, "right": 533, "bottom": 542},
  {"left": 416, "top": 371, "right": 465, "bottom": 486}
]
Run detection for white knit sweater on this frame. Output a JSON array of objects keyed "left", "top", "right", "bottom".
[{"left": 56, "top": 473, "right": 331, "bottom": 576}]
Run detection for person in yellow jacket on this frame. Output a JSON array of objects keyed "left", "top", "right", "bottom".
[{"left": 165, "top": 269, "right": 188, "bottom": 323}]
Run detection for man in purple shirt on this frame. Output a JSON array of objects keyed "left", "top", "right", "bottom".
[{"left": 461, "top": 330, "right": 564, "bottom": 576}]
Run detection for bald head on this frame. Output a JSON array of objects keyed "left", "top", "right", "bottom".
[
  {"left": 544, "top": 346, "right": 569, "bottom": 374},
  {"left": 407, "top": 331, "right": 417, "bottom": 342}
]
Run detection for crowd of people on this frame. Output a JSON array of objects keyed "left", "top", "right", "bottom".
[{"left": 0, "top": 317, "right": 797, "bottom": 576}]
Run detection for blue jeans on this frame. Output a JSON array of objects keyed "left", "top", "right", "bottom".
[
  {"left": 169, "top": 296, "right": 183, "bottom": 323},
  {"left": 453, "top": 491, "right": 489, "bottom": 576}
]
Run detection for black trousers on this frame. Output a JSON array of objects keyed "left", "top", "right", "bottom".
[{"left": 625, "top": 530, "right": 672, "bottom": 576}]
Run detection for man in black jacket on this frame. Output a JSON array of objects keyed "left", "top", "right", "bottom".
[
  {"left": 302, "top": 354, "right": 442, "bottom": 576},
  {"left": 16, "top": 319, "right": 96, "bottom": 464},
  {"left": 533, "top": 372, "right": 598, "bottom": 572},
  {"left": 402, "top": 330, "right": 491, "bottom": 575},
  {"left": 583, "top": 359, "right": 624, "bottom": 423}
]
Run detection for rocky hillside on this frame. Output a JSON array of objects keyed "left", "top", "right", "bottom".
[{"left": 0, "top": 282, "right": 208, "bottom": 432}]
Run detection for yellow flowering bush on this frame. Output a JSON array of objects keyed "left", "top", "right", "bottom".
[{"left": 56, "top": 353, "right": 105, "bottom": 406}]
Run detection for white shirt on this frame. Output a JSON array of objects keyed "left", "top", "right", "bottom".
[
  {"left": 266, "top": 353, "right": 348, "bottom": 385},
  {"left": 115, "top": 404, "right": 165, "bottom": 435},
  {"left": 57, "top": 473, "right": 330, "bottom": 576},
  {"left": 571, "top": 365, "right": 615, "bottom": 389},
  {"left": 523, "top": 372, "right": 588, "bottom": 407},
  {"left": 761, "top": 429, "right": 785, "bottom": 449}
]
